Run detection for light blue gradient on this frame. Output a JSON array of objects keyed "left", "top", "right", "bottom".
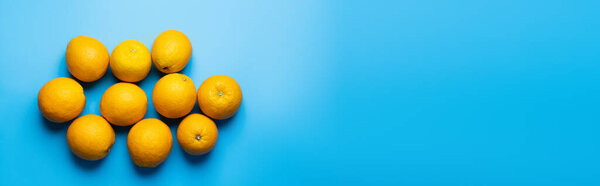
[{"left": 1, "top": 0, "right": 600, "bottom": 185}]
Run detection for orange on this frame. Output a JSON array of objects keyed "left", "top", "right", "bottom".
[
  {"left": 152, "top": 73, "right": 196, "bottom": 118},
  {"left": 197, "top": 75, "right": 242, "bottom": 120},
  {"left": 67, "top": 114, "right": 115, "bottom": 161},
  {"left": 110, "top": 40, "right": 152, "bottom": 82},
  {"left": 38, "top": 77, "right": 86, "bottom": 123},
  {"left": 151, "top": 30, "right": 192, "bottom": 73},
  {"left": 100, "top": 83, "right": 147, "bottom": 126},
  {"left": 127, "top": 118, "right": 173, "bottom": 167},
  {"left": 177, "top": 114, "right": 218, "bottom": 155},
  {"left": 66, "top": 36, "right": 109, "bottom": 82}
]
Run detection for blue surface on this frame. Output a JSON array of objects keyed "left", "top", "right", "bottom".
[{"left": 1, "top": 0, "right": 600, "bottom": 185}]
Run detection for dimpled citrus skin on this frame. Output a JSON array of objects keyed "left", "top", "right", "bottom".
[
  {"left": 127, "top": 119, "right": 172, "bottom": 167},
  {"left": 110, "top": 40, "right": 152, "bottom": 82},
  {"left": 66, "top": 36, "right": 109, "bottom": 82},
  {"left": 38, "top": 77, "right": 86, "bottom": 123},
  {"left": 67, "top": 114, "right": 115, "bottom": 161},
  {"left": 152, "top": 73, "right": 196, "bottom": 118},
  {"left": 151, "top": 30, "right": 192, "bottom": 73},
  {"left": 198, "top": 75, "right": 242, "bottom": 120},
  {"left": 100, "top": 83, "right": 147, "bottom": 126},
  {"left": 177, "top": 114, "right": 218, "bottom": 155}
]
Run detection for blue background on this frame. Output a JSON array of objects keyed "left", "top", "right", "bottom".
[{"left": 1, "top": 0, "right": 600, "bottom": 185}]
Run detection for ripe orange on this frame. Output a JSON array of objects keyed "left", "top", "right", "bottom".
[
  {"left": 152, "top": 73, "right": 196, "bottom": 118},
  {"left": 67, "top": 114, "right": 115, "bottom": 161},
  {"left": 127, "top": 118, "right": 173, "bottom": 167},
  {"left": 110, "top": 40, "right": 152, "bottom": 82},
  {"left": 100, "top": 83, "right": 147, "bottom": 126},
  {"left": 177, "top": 114, "right": 218, "bottom": 155},
  {"left": 38, "top": 77, "right": 86, "bottom": 123},
  {"left": 151, "top": 30, "right": 192, "bottom": 73},
  {"left": 197, "top": 75, "right": 242, "bottom": 120},
  {"left": 66, "top": 36, "right": 109, "bottom": 82}
]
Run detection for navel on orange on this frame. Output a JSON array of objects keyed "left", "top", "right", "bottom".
[
  {"left": 197, "top": 75, "right": 242, "bottom": 120},
  {"left": 177, "top": 114, "right": 218, "bottom": 155}
]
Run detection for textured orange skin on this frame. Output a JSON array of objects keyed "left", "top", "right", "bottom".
[
  {"left": 66, "top": 36, "right": 109, "bottom": 82},
  {"left": 100, "top": 83, "right": 148, "bottom": 126},
  {"left": 110, "top": 40, "right": 152, "bottom": 82},
  {"left": 38, "top": 77, "right": 86, "bottom": 123},
  {"left": 151, "top": 30, "right": 192, "bottom": 73},
  {"left": 67, "top": 114, "right": 115, "bottom": 161},
  {"left": 152, "top": 73, "right": 196, "bottom": 118},
  {"left": 127, "top": 119, "right": 173, "bottom": 168},
  {"left": 177, "top": 114, "right": 218, "bottom": 155},
  {"left": 197, "top": 75, "right": 242, "bottom": 120}
]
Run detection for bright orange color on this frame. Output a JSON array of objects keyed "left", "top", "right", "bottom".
[
  {"left": 197, "top": 75, "right": 242, "bottom": 120},
  {"left": 38, "top": 77, "right": 86, "bottom": 123},
  {"left": 66, "top": 36, "right": 110, "bottom": 82},
  {"left": 152, "top": 73, "right": 196, "bottom": 118},
  {"left": 127, "top": 118, "right": 173, "bottom": 167},
  {"left": 110, "top": 40, "right": 152, "bottom": 82},
  {"left": 100, "top": 83, "right": 147, "bottom": 126},
  {"left": 177, "top": 114, "right": 218, "bottom": 155},
  {"left": 67, "top": 114, "right": 115, "bottom": 161},
  {"left": 151, "top": 30, "right": 192, "bottom": 73}
]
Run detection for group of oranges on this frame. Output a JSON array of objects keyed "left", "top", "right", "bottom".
[{"left": 37, "top": 30, "right": 242, "bottom": 167}]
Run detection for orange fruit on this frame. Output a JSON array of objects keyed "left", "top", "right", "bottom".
[
  {"left": 67, "top": 114, "right": 115, "bottom": 161},
  {"left": 110, "top": 40, "right": 152, "bottom": 82},
  {"left": 197, "top": 75, "right": 242, "bottom": 120},
  {"left": 177, "top": 114, "right": 218, "bottom": 155},
  {"left": 152, "top": 73, "right": 196, "bottom": 118},
  {"left": 38, "top": 77, "right": 86, "bottom": 123},
  {"left": 66, "top": 36, "right": 109, "bottom": 82},
  {"left": 127, "top": 118, "right": 173, "bottom": 167},
  {"left": 151, "top": 30, "right": 192, "bottom": 73},
  {"left": 100, "top": 83, "right": 147, "bottom": 126}
]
